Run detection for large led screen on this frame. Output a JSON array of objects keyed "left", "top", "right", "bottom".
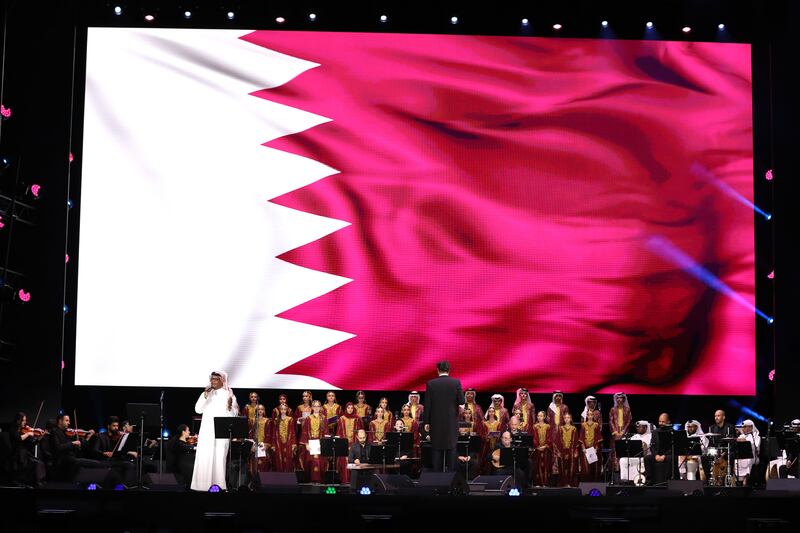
[{"left": 76, "top": 28, "right": 754, "bottom": 393}]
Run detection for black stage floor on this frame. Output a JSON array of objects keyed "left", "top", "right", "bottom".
[{"left": 4, "top": 484, "right": 800, "bottom": 533}]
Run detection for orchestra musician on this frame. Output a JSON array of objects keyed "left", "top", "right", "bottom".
[
  {"left": 489, "top": 430, "right": 528, "bottom": 487},
  {"left": 7, "top": 412, "right": 47, "bottom": 487},
  {"left": 48, "top": 413, "right": 102, "bottom": 481},
  {"left": 90, "top": 416, "right": 137, "bottom": 481},
  {"left": 167, "top": 424, "right": 195, "bottom": 488}
]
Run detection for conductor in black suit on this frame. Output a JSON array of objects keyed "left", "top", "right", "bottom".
[{"left": 423, "top": 361, "right": 463, "bottom": 472}]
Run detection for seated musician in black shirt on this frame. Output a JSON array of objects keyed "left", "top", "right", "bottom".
[
  {"left": 348, "top": 429, "right": 371, "bottom": 465},
  {"left": 48, "top": 414, "right": 104, "bottom": 480},
  {"left": 708, "top": 410, "right": 736, "bottom": 439},
  {"left": 489, "top": 431, "right": 528, "bottom": 487},
  {"left": 90, "top": 416, "right": 137, "bottom": 481},
  {"left": 167, "top": 424, "right": 196, "bottom": 488}
]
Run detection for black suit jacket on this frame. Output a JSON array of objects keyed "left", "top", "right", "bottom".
[{"left": 423, "top": 374, "right": 463, "bottom": 450}]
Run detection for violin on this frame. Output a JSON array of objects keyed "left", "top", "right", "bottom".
[
  {"left": 186, "top": 435, "right": 198, "bottom": 446},
  {"left": 65, "top": 428, "right": 94, "bottom": 439},
  {"left": 20, "top": 426, "right": 48, "bottom": 437}
]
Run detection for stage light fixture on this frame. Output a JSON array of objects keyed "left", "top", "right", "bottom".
[
  {"left": 553, "top": 23, "right": 562, "bottom": 30},
  {"left": 765, "top": 169, "right": 773, "bottom": 180},
  {"left": 451, "top": 16, "right": 458, "bottom": 24},
  {"left": 184, "top": 11, "right": 192, "bottom": 19},
  {"left": 765, "top": 213, "right": 772, "bottom": 221},
  {"left": 718, "top": 23, "right": 725, "bottom": 30},
  {"left": 325, "top": 486, "right": 336, "bottom": 494},
  {"left": 769, "top": 369, "right": 775, "bottom": 381},
  {"left": 67, "top": 198, "right": 74, "bottom": 209},
  {"left": 646, "top": 21, "right": 654, "bottom": 29},
  {"left": 227, "top": 11, "right": 235, "bottom": 20},
  {"left": 1, "top": 156, "right": 10, "bottom": 171},
  {"left": 508, "top": 488, "right": 520, "bottom": 496},
  {"left": 276, "top": 17, "right": 286, "bottom": 24},
  {"left": 768, "top": 317, "right": 774, "bottom": 325},
  {"left": 30, "top": 184, "right": 41, "bottom": 199},
  {"left": 768, "top": 270, "right": 774, "bottom": 279},
  {"left": 521, "top": 18, "right": 529, "bottom": 26},
  {"left": 69, "top": 152, "right": 74, "bottom": 163},
  {"left": 64, "top": 304, "right": 70, "bottom": 313},
  {"left": 18, "top": 289, "right": 31, "bottom": 303},
  {"left": 359, "top": 486, "right": 371, "bottom": 495},
  {"left": 87, "top": 483, "right": 99, "bottom": 491},
  {"left": 144, "top": 14, "right": 154, "bottom": 22},
  {"left": 113, "top": 6, "right": 122, "bottom": 16},
  {"left": 0, "top": 104, "right": 11, "bottom": 118},
  {"left": 162, "top": 428, "right": 170, "bottom": 438},
  {"left": 380, "top": 15, "right": 387, "bottom": 23},
  {"left": 209, "top": 484, "right": 221, "bottom": 492},
  {"left": 588, "top": 488, "right": 602, "bottom": 497},
  {"left": 0, "top": 216, "right": 4, "bottom": 229},
  {"left": 601, "top": 20, "right": 609, "bottom": 28},
  {"left": 66, "top": 254, "right": 70, "bottom": 264},
  {"left": 682, "top": 26, "right": 691, "bottom": 33},
  {"left": 114, "top": 484, "right": 127, "bottom": 491},
  {"left": 309, "top": 13, "right": 316, "bottom": 21}
]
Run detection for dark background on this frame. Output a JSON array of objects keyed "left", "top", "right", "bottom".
[{"left": 1, "top": 0, "right": 797, "bottom": 437}]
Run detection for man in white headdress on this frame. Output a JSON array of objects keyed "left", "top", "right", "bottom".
[
  {"left": 581, "top": 396, "right": 601, "bottom": 424},
  {"left": 620, "top": 420, "right": 651, "bottom": 482},
  {"left": 680, "top": 420, "right": 707, "bottom": 480},
  {"left": 191, "top": 371, "right": 239, "bottom": 491},
  {"left": 735, "top": 419, "right": 760, "bottom": 484}
]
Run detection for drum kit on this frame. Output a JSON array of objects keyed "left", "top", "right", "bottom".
[{"left": 704, "top": 433, "right": 737, "bottom": 486}]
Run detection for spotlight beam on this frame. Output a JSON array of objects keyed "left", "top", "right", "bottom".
[
  {"left": 645, "top": 235, "right": 772, "bottom": 323},
  {"left": 691, "top": 163, "right": 771, "bottom": 220}
]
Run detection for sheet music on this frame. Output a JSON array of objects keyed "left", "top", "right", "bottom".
[
  {"left": 308, "top": 439, "right": 321, "bottom": 455},
  {"left": 584, "top": 446, "right": 598, "bottom": 464},
  {"left": 257, "top": 443, "right": 266, "bottom": 458}
]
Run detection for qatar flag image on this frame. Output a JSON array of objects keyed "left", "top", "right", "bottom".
[{"left": 75, "top": 28, "right": 754, "bottom": 394}]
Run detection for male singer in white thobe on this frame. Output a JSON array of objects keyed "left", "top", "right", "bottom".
[{"left": 191, "top": 371, "right": 239, "bottom": 491}]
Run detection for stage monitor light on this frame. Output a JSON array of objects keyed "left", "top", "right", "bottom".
[
  {"left": 87, "top": 483, "right": 99, "bottom": 490},
  {"left": 114, "top": 484, "right": 127, "bottom": 491},
  {"left": 508, "top": 488, "right": 520, "bottom": 496},
  {"left": 276, "top": 17, "right": 285, "bottom": 24},
  {"left": 309, "top": 13, "right": 316, "bottom": 21},
  {"left": 226, "top": 12, "right": 235, "bottom": 20},
  {"left": 325, "top": 486, "right": 336, "bottom": 494},
  {"left": 588, "top": 488, "right": 602, "bottom": 497},
  {"left": 682, "top": 26, "right": 691, "bottom": 33},
  {"left": 768, "top": 317, "right": 774, "bottom": 325},
  {"left": 521, "top": 18, "right": 529, "bottom": 26},
  {"left": 209, "top": 484, "right": 221, "bottom": 492},
  {"left": 184, "top": 11, "right": 192, "bottom": 19},
  {"left": 380, "top": 15, "right": 388, "bottom": 23},
  {"left": 359, "top": 486, "right": 371, "bottom": 495},
  {"left": 718, "top": 23, "right": 725, "bottom": 30},
  {"left": 144, "top": 14, "right": 154, "bottom": 22},
  {"left": 601, "top": 20, "right": 609, "bottom": 28},
  {"left": 450, "top": 16, "right": 458, "bottom": 25},
  {"left": 646, "top": 21, "right": 654, "bottom": 29},
  {"left": 553, "top": 23, "right": 562, "bottom": 31},
  {"left": 113, "top": 6, "right": 122, "bottom": 16}
]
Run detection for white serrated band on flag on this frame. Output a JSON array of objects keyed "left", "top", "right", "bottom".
[{"left": 76, "top": 28, "right": 353, "bottom": 389}]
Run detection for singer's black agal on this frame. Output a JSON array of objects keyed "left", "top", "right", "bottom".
[{"left": 415, "top": 471, "right": 469, "bottom": 495}]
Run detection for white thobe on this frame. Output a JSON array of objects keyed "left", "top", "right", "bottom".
[
  {"left": 735, "top": 434, "right": 759, "bottom": 478},
  {"left": 191, "top": 389, "right": 236, "bottom": 491}
]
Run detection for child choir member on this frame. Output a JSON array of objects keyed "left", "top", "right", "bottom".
[
  {"left": 271, "top": 394, "right": 290, "bottom": 420},
  {"left": 299, "top": 400, "right": 325, "bottom": 482},
  {"left": 532, "top": 411, "right": 553, "bottom": 487},
  {"left": 370, "top": 406, "right": 391, "bottom": 444},
  {"left": 336, "top": 403, "right": 364, "bottom": 483},
  {"left": 555, "top": 413, "right": 579, "bottom": 487},
  {"left": 323, "top": 391, "right": 342, "bottom": 435},
  {"left": 579, "top": 411, "right": 603, "bottom": 482},
  {"left": 271, "top": 404, "right": 296, "bottom": 473}
]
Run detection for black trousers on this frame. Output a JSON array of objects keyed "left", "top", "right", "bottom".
[{"left": 431, "top": 448, "right": 456, "bottom": 472}]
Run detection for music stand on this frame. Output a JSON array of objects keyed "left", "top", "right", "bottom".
[
  {"left": 456, "top": 435, "right": 482, "bottom": 481},
  {"left": 387, "top": 432, "right": 414, "bottom": 457},
  {"left": 614, "top": 438, "right": 644, "bottom": 483},
  {"left": 500, "top": 447, "right": 529, "bottom": 489},
  {"left": 321, "top": 437, "right": 349, "bottom": 484},
  {"left": 732, "top": 439, "right": 754, "bottom": 483},
  {"left": 367, "top": 444, "right": 385, "bottom": 467},
  {"left": 126, "top": 403, "right": 160, "bottom": 490},
  {"left": 674, "top": 435, "right": 703, "bottom": 480},
  {"left": 214, "top": 416, "right": 248, "bottom": 491},
  {"left": 654, "top": 428, "right": 679, "bottom": 482}
]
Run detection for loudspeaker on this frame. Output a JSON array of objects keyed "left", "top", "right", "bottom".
[
  {"left": 703, "top": 486, "right": 752, "bottom": 497},
  {"left": 607, "top": 485, "right": 647, "bottom": 497},
  {"left": 470, "top": 475, "right": 513, "bottom": 492},
  {"left": 667, "top": 479, "right": 704, "bottom": 495},
  {"left": 367, "top": 474, "right": 415, "bottom": 494},
  {"left": 767, "top": 479, "right": 800, "bottom": 491},
  {"left": 258, "top": 472, "right": 300, "bottom": 493},
  {"left": 75, "top": 467, "right": 118, "bottom": 489},
  {"left": 578, "top": 482, "right": 607, "bottom": 496},
  {"left": 146, "top": 473, "right": 185, "bottom": 492},
  {"left": 416, "top": 471, "right": 469, "bottom": 495}
]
